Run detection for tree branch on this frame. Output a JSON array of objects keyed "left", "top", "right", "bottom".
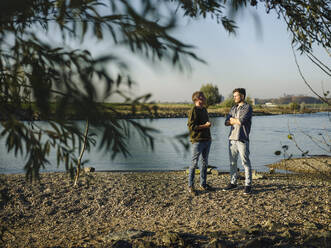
[
  {"left": 291, "top": 45, "right": 330, "bottom": 105},
  {"left": 74, "top": 119, "right": 89, "bottom": 186}
]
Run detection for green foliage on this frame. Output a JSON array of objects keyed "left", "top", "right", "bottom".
[
  {"left": 263, "top": 0, "right": 330, "bottom": 53},
  {"left": 219, "top": 94, "right": 252, "bottom": 108},
  {"left": 200, "top": 83, "right": 222, "bottom": 106},
  {"left": 245, "top": 96, "right": 253, "bottom": 106},
  {"left": 174, "top": 0, "right": 330, "bottom": 54},
  {"left": 300, "top": 102, "right": 306, "bottom": 112},
  {"left": 220, "top": 96, "right": 235, "bottom": 108},
  {"left": 0, "top": 0, "right": 203, "bottom": 181},
  {"left": 171, "top": 0, "right": 238, "bottom": 34},
  {"left": 288, "top": 102, "right": 300, "bottom": 111}
]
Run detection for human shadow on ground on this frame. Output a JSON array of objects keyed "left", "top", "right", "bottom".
[{"left": 196, "top": 182, "right": 313, "bottom": 195}]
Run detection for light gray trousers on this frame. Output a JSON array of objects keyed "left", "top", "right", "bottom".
[{"left": 229, "top": 140, "right": 252, "bottom": 186}]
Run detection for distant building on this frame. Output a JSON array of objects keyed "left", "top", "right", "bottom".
[{"left": 264, "top": 102, "right": 278, "bottom": 107}]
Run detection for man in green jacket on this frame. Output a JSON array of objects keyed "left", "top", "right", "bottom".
[{"left": 187, "top": 91, "right": 212, "bottom": 195}]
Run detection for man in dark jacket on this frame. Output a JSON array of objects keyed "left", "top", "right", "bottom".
[{"left": 224, "top": 88, "right": 253, "bottom": 194}]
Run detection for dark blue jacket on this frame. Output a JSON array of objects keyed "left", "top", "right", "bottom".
[{"left": 225, "top": 102, "right": 252, "bottom": 141}]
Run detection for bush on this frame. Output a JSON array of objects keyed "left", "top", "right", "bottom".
[
  {"left": 220, "top": 97, "right": 235, "bottom": 107},
  {"left": 200, "top": 84, "right": 222, "bottom": 106},
  {"left": 288, "top": 102, "right": 300, "bottom": 111}
]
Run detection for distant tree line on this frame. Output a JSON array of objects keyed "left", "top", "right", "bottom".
[{"left": 255, "top": 95, "right": 325, "bottom": 105}]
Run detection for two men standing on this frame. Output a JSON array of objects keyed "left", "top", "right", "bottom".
[{"left": 187, "top": 88, "right": 253, "bottom": 195}]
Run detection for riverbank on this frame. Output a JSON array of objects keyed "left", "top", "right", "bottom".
[
  {"left": 57, "top": 105, "right": 331, "bottom": 119},
  {"left": 0, "top": 163, "right": 330, "bottom": 247},
  {"left": 2, "top": 103, "right": 330, "bottom": 120},
  {"left": 76, "top": 102, "right": 331, "bottom": 119},
  {"left": 266, "top": 155, "right": 331, "bottom": 176}
]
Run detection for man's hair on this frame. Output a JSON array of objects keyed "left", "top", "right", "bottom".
[
  {"left": 192, "top": 91, "right": 205, "bottom": 102},
  {"left": 233, "top": 88, "right": 246, "bottom": 98}
]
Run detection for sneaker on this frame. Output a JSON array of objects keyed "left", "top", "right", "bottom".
[
  {"left": 244, "top": 186, "right": 252, "bottom": 195},
  {"left": 188, "top": 186, "right": 196, "bottom": 196},
  {"left": 223, "top": 183, "right": 237, "bottom": 191},
  {"left": 199, "top": 184, "right": 212, "bottom": 191}
]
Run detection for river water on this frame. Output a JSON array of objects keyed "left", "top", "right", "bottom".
[{"left": 0, "top": 112, "right": 330, "bottom": 174}]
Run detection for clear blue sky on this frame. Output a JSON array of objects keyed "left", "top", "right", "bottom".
[{"left": 79, "top": 5, "right": 331, "bottom": 102}]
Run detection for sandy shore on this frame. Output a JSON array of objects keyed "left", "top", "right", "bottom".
[
  {"left": 266, "top": 155, "right": 331, "bottom": 175},
  {"left": 0, "top": 167, "right": 330, "bottom": 247}
]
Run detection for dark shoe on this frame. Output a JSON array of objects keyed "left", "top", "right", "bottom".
[
  {"left": 188, "top": 186, "right": 196, "bottom": 196},
  {"left": 200, "top": 184, "right": 212, "bottom": 191},
  {"left": 244, "top": 186, "right": 252, "bottom": 195},
  {"left": 223, "top": 183, "right": 237, "bottom": 191}
]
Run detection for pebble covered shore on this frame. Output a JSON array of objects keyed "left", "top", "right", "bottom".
[{"left": 0, "top": 169, "right": 330, "bottom": 247}]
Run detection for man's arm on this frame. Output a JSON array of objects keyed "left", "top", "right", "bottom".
[
  {"left": 225, "top": 108, "right": 234, "bottom": 126},
  {"left": 237, "top": 105, "right": 252, "bottom": 125},
  {"left": 187, "top": 109, "right": 211, "bottom": 131},
  {"left": 229, "top": 117, "right": 240, "bottom": 125},
  {"left": 227, "top": 105, "right": 252, "bottom": 126},
  {"left": 188, "top": 109, "right": 211, "bottom": 131},
  {"left": 196, "top": 122, "right": 211, "bottom": 130},
  {"left": 187, "top": 108, "right": 197, "bottom": 131}
]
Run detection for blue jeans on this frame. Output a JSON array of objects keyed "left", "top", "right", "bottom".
[
  {"left": 229, "top": 140, "right": 252, "bottom": 186},
  {"left": 188, "top": 140, "right": 211, "bottom": 187}
]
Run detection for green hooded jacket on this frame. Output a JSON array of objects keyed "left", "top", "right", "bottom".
[{"left": 187, "top": 106, "right": 211, "bottom": 143}]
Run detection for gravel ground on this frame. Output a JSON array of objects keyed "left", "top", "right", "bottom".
[{"left": 0, "top": 166, "right": 330, "bottom": 247}]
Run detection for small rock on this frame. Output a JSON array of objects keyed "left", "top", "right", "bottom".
[
  {"left": 211, "top": 170, "right": 221, "bottom": 175},
  {"left": 252, "top": 170, "right": 266, "bottom": 180},
  {"left": 46, "top": 208, "right": 57, "bottom": 215},
  {"left": 105, "top": 229, "right": 146, "bottom": 242},
  {"left": 262, "top": 220, "right": 283, "bottom": 232},
  {"left": 43, "top": 187, "right": 52, "bottom": 193},
  {"left": 269, "top": 167, "right": 276, "bottom": 174},
  {"left": 84, "top": 167, "right": 95, "bottom": 173}
]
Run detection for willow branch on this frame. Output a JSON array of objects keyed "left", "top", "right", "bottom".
[
  {"left": 291, "top": 45, "right": 330, "bottom": 105},
  {"left": 74, "top": 119, "right": 89, "bottom": 187},
  {"left": 306, "top": 51, "right": 331, "bottom": 75}
]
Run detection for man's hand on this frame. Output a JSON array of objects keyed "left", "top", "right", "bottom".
[
  {"left": 204, "top": 121, "right": 211, "bottom": 128},
  {"left": 229, "top": 117, "right": 241, "bottom": 125},
  {"left": 197, "top": 121, "right": 211, "bottom": 130}
]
